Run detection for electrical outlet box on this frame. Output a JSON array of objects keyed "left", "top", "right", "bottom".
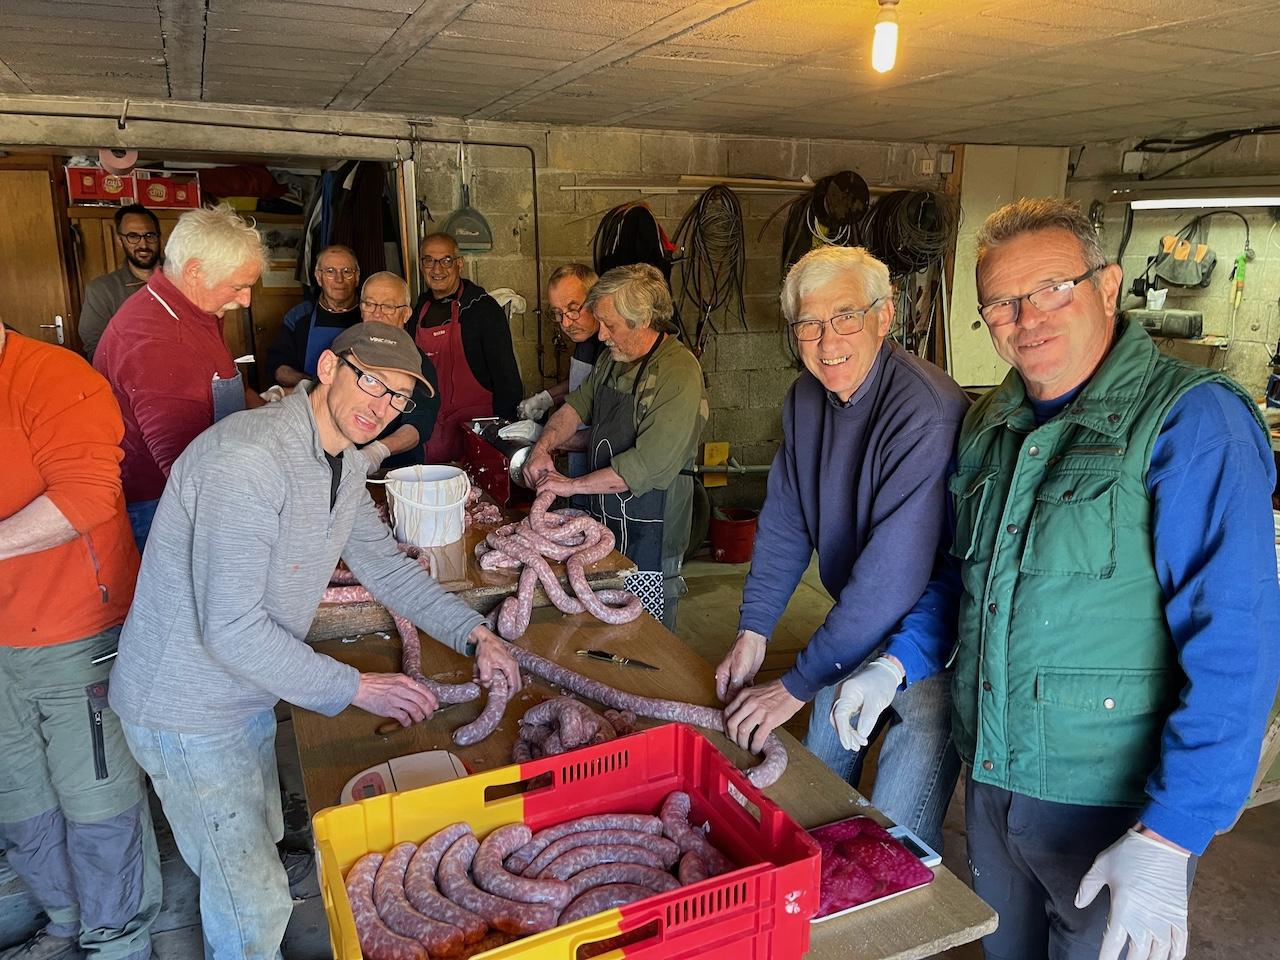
[
  {"left": 918, "top": 157, "right": 936, "bottom": 176},
  {"left": 938, "top": 151, "right": 955, "bottom": 175},
  {"left": 1122, "top": 151, "right": 1146, "bottom": 174}
]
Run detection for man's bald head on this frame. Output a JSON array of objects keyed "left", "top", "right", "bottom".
[{"left": 360, "top": 272, "right": 413, "bottom": 328}]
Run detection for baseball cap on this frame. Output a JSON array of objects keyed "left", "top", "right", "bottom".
[{"left": 330, "top": 322, "right": 429, "bottom": 389}]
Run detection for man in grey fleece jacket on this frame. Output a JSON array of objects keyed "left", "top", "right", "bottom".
[{"left": 109, "top": 322, "right": 519, "bottom": 959}]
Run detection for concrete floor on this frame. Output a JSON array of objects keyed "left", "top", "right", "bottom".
[{"left": 678, "top": 555, "right": 1280, "bottom": 960}]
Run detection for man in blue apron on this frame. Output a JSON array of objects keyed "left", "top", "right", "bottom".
[
  {"left": 523, "top": 264, "right": 707, "bottom": 630},
  {"left": 517, "top": 263, "right": 605, "bottom": 484},
  {"left": 267, "top": 244, "right": 362, "bottom": 387}
]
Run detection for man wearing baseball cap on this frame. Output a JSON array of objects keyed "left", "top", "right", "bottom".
[{"left": 109, "top": 322, "right": 520, "bottom": 958}]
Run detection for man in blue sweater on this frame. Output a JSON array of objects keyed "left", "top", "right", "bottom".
[
  {"left": 835, "top": 198, "right": 1280, "bottom": 960},
  {"left": 714, "top": 246, "right": 969, "bottom": 852}
]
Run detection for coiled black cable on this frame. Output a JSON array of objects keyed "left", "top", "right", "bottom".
[{"left": 672, "top": 184, "right": 747, "bottom": 353}]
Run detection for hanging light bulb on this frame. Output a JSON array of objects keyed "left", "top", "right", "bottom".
[{"left": 872, "top": 0, "right": 899, "bottom": 73}]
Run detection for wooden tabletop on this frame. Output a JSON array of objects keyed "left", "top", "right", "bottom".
[
  {"left": 291, "top": 609, "right": 996, "bottom": 960},
  {"left": 305, "top": 519, "right": 637, "bottom": 641}
]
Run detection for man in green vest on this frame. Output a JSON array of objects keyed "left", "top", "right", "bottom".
[{"left": 829, "top": 198, "right": 1279, "bottom": 960}]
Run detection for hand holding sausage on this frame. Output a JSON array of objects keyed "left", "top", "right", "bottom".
[
  {"left": 723, "top": 679, "right": 803, "bottom": 754},
  {"left": 714, "top": 630, "right": 766, "bottom": 702},
  {"left": 521, "top": 447, "right": 557, "bottom": 487},
  {"left": 352, "top": 673, "right": 439, "bottom": 727},
  {"left": 470, "top": 627, "right": 521, "bottom": 694}
]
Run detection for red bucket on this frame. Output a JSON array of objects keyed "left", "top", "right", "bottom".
[{"left": 709, "top": 507, "right": 759, "bottom": 564}]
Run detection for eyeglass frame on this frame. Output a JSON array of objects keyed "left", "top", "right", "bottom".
[
  {"left": 551, "top": 303, "right": 585, "bottom": 323},
  {"left": 788, "top": 297, "right": 887, "bottom": 342},
  {"left": 359, "top": 298, "right": 409, "bottom": 316},
  {"left": 977, "top": 265, "right": 1104, "bottom": 328},
  {"left": 420, "top": 254, "right": 461, "bottom": 270},
  {"left": 318, "top": 266, "right": 358, "bottom": 279},
  {"left": 118, "top": 230, "right": 160, "bottom": 245},
  {"left": 337, "top": 354, "right": 417, "bottom": 413}
]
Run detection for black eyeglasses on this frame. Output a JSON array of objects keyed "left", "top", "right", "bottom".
[
  {"left": 978, "top": 266, "right": 1103, "bottom": 328},
  {"left": 338, "top": 355, "right": 416, "bottom": 413},
  {"left": 119, "top": 231, "right": 159, "bottom": 244},
  {"left": 421, "top": 255, "right": 459, "bottom": 269},
  {"left": 359, "top": 299, "right": 408, "bottom": 316},
  {"left": 789, "top": 297, "right": 886, "bottom": 342},
  {"left": 551, "top": 303, "right": 584, "bottom": 323}
]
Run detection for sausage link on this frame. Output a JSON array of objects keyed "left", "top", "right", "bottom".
[
  {"left": 473, "top": 824, "right": 573, "bottom": 909},
  {"left": 558, "top": 883, "right": 653, "bottom": 925},
  {"left": 404, "top": 825, "right": 488, "bottom": 943},
  {"left": 660, "top": 792, "right": 734, "bottom": 877},
  {"left": 438, "top": 834, "right": 558, "bottom": 935},
  {"left": 344, "top": 852, "right": 426, "bottom": 960},
  {"left": 566, "top": 863, "right": 681, "bottom": 899},
  {"left": 523, "top": 830, "right": 678, "bottom": 877},
  {"left": 452, "top": 672, "right": 511, "bottom": 746},
  {"left": 373, "top": 842, "right": 466, "bottom": 956},
  {"left": 677, "top": 852, "right": 708, "bottom": 886},
  {"left": 537, "top": 844, "right": 669, "bottom": 881},
  {"left": 504, "top": 814, "right": 663, "bottom": 875}
]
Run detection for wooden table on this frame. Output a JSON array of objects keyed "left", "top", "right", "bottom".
[
  {"left": 292, "top": 609, "right": 996, "bottom": 959},
  {"left": 305, "top": 521, "right": 636, "bottom": 642}
]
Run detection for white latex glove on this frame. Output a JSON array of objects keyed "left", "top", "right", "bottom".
[
  {"left": 259, "top": 384, "right": 286, "bottom": 403},
  {"left": 516, "top": 390, "right": 554, "bottom": 422},
  {"left": 1075, "top": 829, "right": 1190, "bottom": 960},
  {"left": 360, "top": 440, "right": 391, "bottom": 474},
  {"left": 829, "top": 656, "right": 904, "bottom": 752}
]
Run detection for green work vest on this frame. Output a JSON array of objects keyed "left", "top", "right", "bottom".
[{"left": 950, "top": 318, "right": 1266, "bottom": 807}]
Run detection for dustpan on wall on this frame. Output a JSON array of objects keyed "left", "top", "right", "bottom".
[{"left": 441, "top": 143, "right": 493, "bottom": 253}]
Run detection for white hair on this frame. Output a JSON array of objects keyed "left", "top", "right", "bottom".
[
  {"left": 780, "top": 246, "right": 892, "bottom": 323},
  {"left": 163, "top": 204, "right": 267, "bottom": 287},
  {"left": 585, "top": 263, "right": 675, "bottom": 331},
  {"left": 362, "top": 271, "right": 409, "bottom": 299}
]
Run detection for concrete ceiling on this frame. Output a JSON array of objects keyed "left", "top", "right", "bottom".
[{"left": 2, "top": 0, "right": 1278, "bottom": 145}]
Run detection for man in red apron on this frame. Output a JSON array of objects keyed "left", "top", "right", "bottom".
[
  {"left": 522, "top": 265, "right": 708, "bottom": 630},
  {"left": 406, "top": 233, "right": 522, "bottom": 462}
]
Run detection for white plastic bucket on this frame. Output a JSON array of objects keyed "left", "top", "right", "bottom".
[{"left": 385, "top": 465, "right": 470, "bottom": 547}]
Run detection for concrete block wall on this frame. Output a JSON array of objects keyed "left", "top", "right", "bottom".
[
  {"left": 412, "top": 118, "right": 942, "bottom": 506},
  {"left": 1067, "top": 136, "right": 1280, "bottom": 397}
]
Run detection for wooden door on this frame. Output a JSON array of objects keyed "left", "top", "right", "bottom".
[{"left": 0, "top": 169, "right": 74, "bottom": 346}]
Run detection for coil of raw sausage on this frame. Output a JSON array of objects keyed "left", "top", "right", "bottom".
[
  {"left": 344, "top": 852, "right": 426, "bottom": 960},
  {"left": 660, "top": 791, "right": 734, "bottom": 877},
  {"left": 537, "top": 844, "right": 669, "bottom": 881},
  {"left": 504, "top": 813, "right": 663, "bottom": 875},
  {"left": 404, "top": 825, "right": 488, "bottom": 943},
  {"left": 473, "top": 824, "right": 573, "bottom": 909},
  {"left": 558, "top": 883, "right": 653, "bottom": 924},
  {"left": 373, "top": 842, "right": 465, "bottom": 956},
  {"left": 677, "top": 851, "right": 708, "bottom": 886},
  {"left": 523, "top": 830, "right": 678, "bottom": 878},
  {"left": 451, "top": 672, "right": 511, "bottom": 747},
  {"left": 566, "top": 863, "right": 681, "bottom": 899},
  {"left": 438, "top": 834, "right": 557, "bottom": 935}
]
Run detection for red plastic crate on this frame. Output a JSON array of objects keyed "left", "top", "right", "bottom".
[{"left": 312, "top": 723, "right": 822, "bottom": 960}]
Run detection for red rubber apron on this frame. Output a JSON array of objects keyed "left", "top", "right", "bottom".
[{"left": 415, "top": 298, "right": 494, "bottom": 463}]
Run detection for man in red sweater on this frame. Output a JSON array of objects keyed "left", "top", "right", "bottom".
[
  {"left": 94, "top": 203, "right": 267, "bottom": 549},
  {"left": 0, "top": 321, "right": 160, "bottom": 960}
]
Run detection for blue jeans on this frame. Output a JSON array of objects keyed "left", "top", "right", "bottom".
[
  {"left": 965, "top": 774, "right": 1198, "bottom": 960},
  {"left": 120, "top": 710, "right": 290, "bottom": 960},
  {"left": 126, "top": 500, "right": 159, "bottom": 553},
  {"left": 804, "top": 669, "right": 959, "bottom": 853}
]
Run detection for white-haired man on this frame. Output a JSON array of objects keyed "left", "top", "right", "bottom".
[
  {"left": 523, "top": 264, "right": 707, "bottom": 629},
  {"left": 95, "top": 204, "right": 266, "bottom": 548},
  {"left": 714, "top": 246, "right": 969, "bottom": 853}
]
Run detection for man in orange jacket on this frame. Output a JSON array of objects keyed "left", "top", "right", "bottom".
[{"left": 0, "top": 321, "right": 161, "bottom": 960}]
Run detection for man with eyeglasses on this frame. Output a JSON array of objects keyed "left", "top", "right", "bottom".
[
  {"left": 267, "top": 244, "right": 362, "bottom": 388},
  {"left": 357, "top": 271, "right": 441, "bottom": 473},
  {"left": 109, "top": 321, "right": 521, "bottom": 959},
  {"left": 712, "top": 245, "right": 968, "bottom": 855},
  {"left": 79, "top": 204, "right": 162, "bottom": 363},
  {"left": 839, "top": 198, "right": 1279, "bottom": 960},
  {"left": 407, "top": 232, "right": 522, "bottom": 461},
  {"left": 517, "top": 263, "right": 604, "bottom": 482}
]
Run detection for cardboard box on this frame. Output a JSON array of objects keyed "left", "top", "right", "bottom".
[
  {"left": 135, "top": 170, "right": 201, "bottom": 209},
  {"left": 65, "top": 166, "right": 137, "bottom": 204}
]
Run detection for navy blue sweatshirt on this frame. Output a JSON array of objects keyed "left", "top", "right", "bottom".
[
  {"left": 888, "top": 382, "right": 1280, "bottom": 854},
  {"left": 738, "top": 341, "right": 969, "bottom": 701}
]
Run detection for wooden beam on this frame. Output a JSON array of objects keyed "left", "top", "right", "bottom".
[
  {"left": 327, "top": 0, "right": 474, "bottom": 111},
  {"left": 0, "top": 57, "right": 30, "bottom": 94},
  {"left": 468, "top": 0, "right": 757, "bottom": 121},
  {"left": 158, "top": 0, "right": 207, "bottom": 101}
]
